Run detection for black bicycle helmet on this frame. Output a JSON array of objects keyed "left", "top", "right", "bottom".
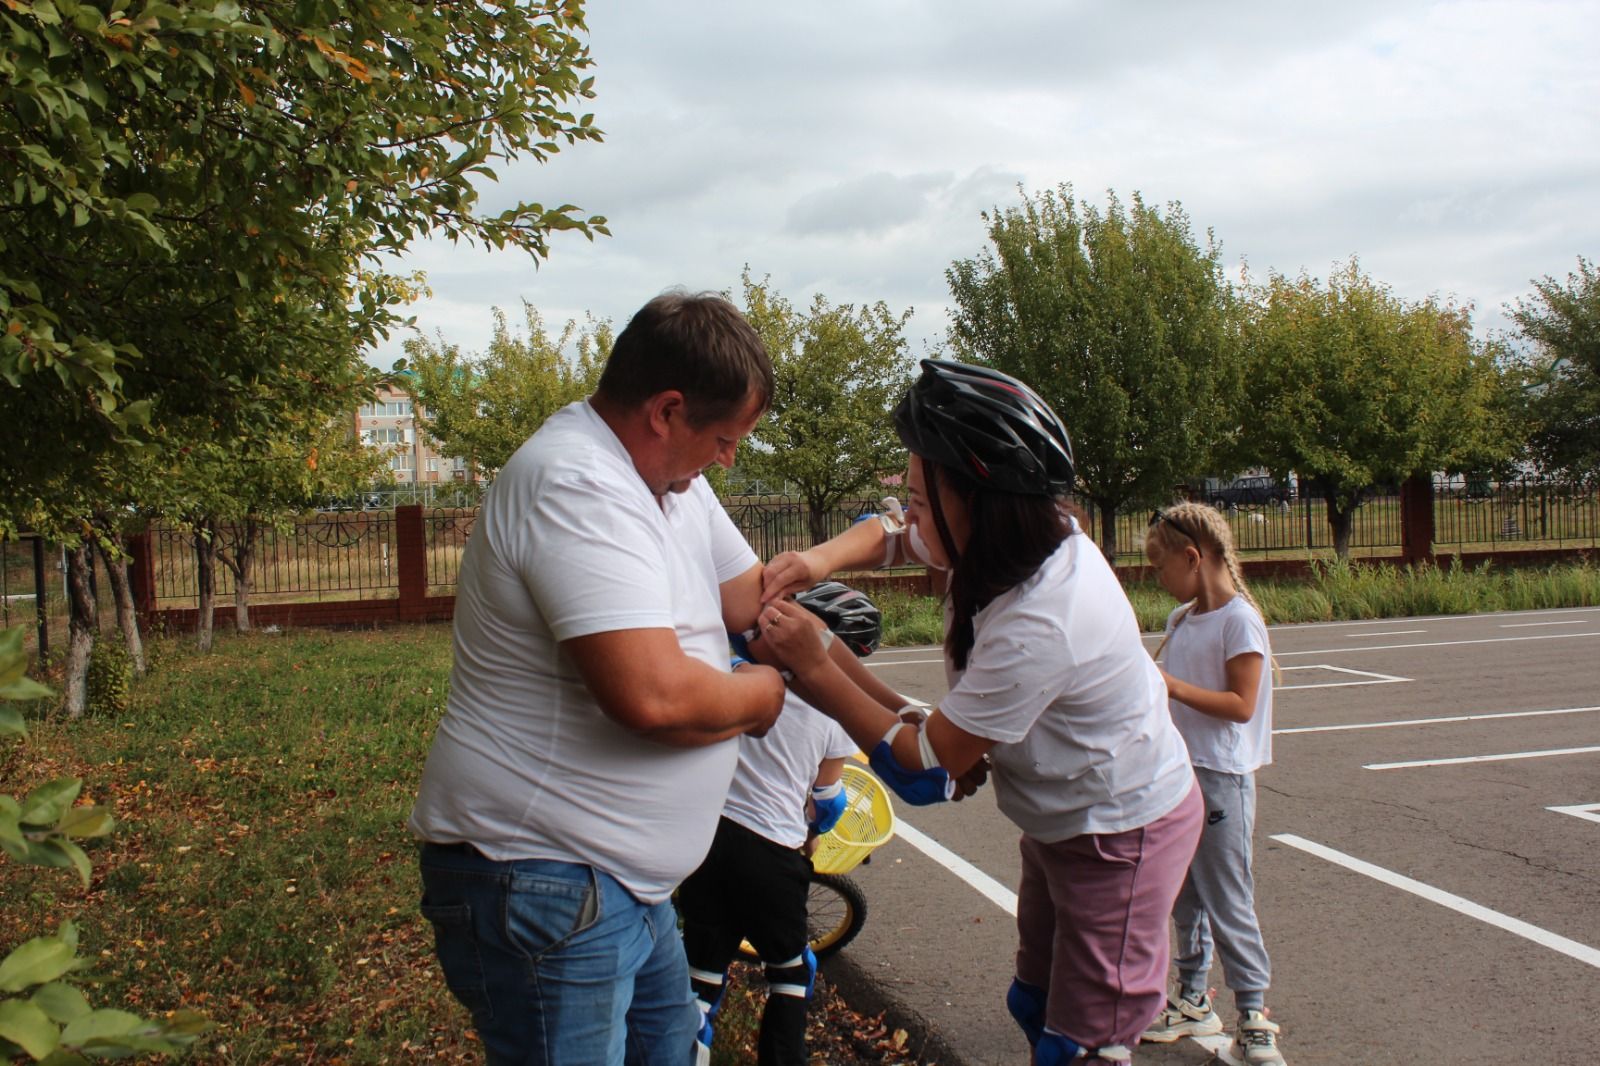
[
  {"left": 893, "top": 359, "right": 1074, "bottom": 497},
  {"left": 794, "top": 581, "right": 881, "bottom": 657}
]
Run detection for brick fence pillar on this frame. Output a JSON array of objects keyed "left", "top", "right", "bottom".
[
  {"left": 1399, "top": 474, "right": 1436, "bottom": 567},
  {"left": 396, "top": 505, "right": 428, "bottom": 617},
  {"left": 127, "top": 530, "right": 158, "bottom": 617}
]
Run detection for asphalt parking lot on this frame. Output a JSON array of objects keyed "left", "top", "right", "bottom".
[{"left": 825, "top": 605, "right": 1600, "bottom": 1065}]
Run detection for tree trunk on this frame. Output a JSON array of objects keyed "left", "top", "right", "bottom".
[
  {"left": 218, "top": 517, "right": 260, "bottom": 633},
  {"left": 807, "top": 503, "right": 831, "bottom": 549},
  {"left": 94, "top": 532, "right": 146, "bottom": 677},
  {"left": 1097, "top": 502, "right": 1119, "bottom": 562},
  {"left": 61, "top": 544, "right": 97, "bottom": 719},
  {"left": 1326, "top": 496, "right": 1357, "bottom": 559},
  {"left": 193, "top": 520, "right": 217, "bottom": 653}
]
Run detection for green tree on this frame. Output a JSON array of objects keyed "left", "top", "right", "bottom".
[
  {"left": 1238, "top": 260, "right": 1517, "bottom": 556},
  {"left": 1511, "top": 256, "right": 1600, "bottom": 484},
  {"left": 400, "top": 304, "right": 610, "bottom": 476},
  {"left": 0, "top": 0, "right": 603, "bottom": 526},
  {"left": 2, "top": 0, "right": 605, "bottom": 431},
  {"left": 946, "top": 185, "right": 1238, "bottom": 557},
  {"left": 3, "top": 1, "right": 604, "bottom": 695},
  {"left": 173, "top": 412, "right": 386, "bottom": 651},
  {"left": 737, "top": 272, "right": 915, "bottom": 546}
]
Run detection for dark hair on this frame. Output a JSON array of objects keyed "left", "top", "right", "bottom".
[
  {"left": 596, "top": 291, "right": 774, "bottom": 426},
  {"left": 929, "top": 459, "right": 1080, "bottom": 671}
]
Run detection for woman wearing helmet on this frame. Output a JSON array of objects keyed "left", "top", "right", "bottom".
[{"left": 756, "top": 359, "right": 1204, "bottom": 1065}]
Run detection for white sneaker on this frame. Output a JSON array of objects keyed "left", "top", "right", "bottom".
[
  {"left": 1223, "top": 1009, "right": 1286, "bottom": 1066},
  {"left": 1141, "top": 991, "right": 1224, "bottom": 1043}
]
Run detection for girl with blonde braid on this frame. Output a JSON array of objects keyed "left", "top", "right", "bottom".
[{"left": 1141, "top": 502, "right": 1289, "bottom": 1066}]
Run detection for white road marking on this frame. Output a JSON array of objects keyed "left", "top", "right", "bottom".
[
  {"left": 1260, "top": 606, "right": 1598, "bottom": 631},
  {"left": 1271, "top": 834, "right": 1600, "bottom": 970},
  {"left": 1501, "top": 620, "right": 1587, "bottom": 628},
  {"left": 1366, "top": 746, "right": 1600, "bottom": 770},
  {"left": 1346, "top": 629, "right": 1425, "bottom": 637},
  {"left": 1548, "top": 803, "right": 1600, "bottom": 825},
  {"left": 1277, "top": 664, "right": 1410, "bottom": 691},
  {"left": 1276, "top": 631, "right": 1600, "bottom": 658},
  {"left": 893, "top": 819, "right": 1018, "bottom": 915},
  {"left": 1276, "top": 704, "right": 1600, "bottom": 735}
]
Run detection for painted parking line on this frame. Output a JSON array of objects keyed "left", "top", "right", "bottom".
[
  {"left": 1345, "top": 629, "right": 1425, "bottom": 637},
  {"left": 1273, "top": 834, "right": 1600, "bottom": 970},
  {"left": 1365, "top": 746, "right": 1600, "bottom": 770},
  {"left": 1276, "top": 631, "right": 1600, "bottom": 658},
  {"left": 1501, "top": 620, "right": 1587, "bottom": 628},
  {"left": 893, "top": 819, "right": 1018, "bottom": 915},
  {"left": 1276, "top": 704, "right": 1600, "bottom": 735},
  {"left": 1547, "top": 803, "right": 1600, "bottom": 826},
  {"left": 1277, "top": 664, "right": 1410, "bottom": 691}
]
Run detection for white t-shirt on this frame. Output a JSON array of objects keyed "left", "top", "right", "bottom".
[
  {"left": 938, "top": 528, "right": 1195, "bottom": 842},
  {"left": 1162, "top": 595, "right": 1273, "bottom": 774},
  {"left": 722, "top": 690, "right": 857, "bottom": 849},
  {"left": 407, "top": 400, "right": 758, "bottom": 904}
]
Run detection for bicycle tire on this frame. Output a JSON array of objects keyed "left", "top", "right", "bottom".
[
  {"left": 737, "top": 871, "right": 868, "bottom": 963},
  {"left": 807, "top": 872, "right": 867, "bottom": 961}
]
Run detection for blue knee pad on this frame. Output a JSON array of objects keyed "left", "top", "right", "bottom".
[
  {"left": 764, "top": 946, "right": 817, "bottom": 1000},
  {"left": 1035, "top": 1029, "right": 1086, "bottom": 1064},
  {"left": 1006, "top": 977, "right": 1047, "bottom": 1047}
]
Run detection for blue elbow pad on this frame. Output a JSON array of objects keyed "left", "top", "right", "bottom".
[
  {"left": 867, "top": 723, "right": 953, "bottom": 806},
  {"left": 809, "top": 781, "right": 847, "bottom": 836}
]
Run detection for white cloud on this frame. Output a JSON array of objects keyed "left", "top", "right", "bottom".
[{"left": 370, "top": 0, "right": 1600, "bottom": 366}]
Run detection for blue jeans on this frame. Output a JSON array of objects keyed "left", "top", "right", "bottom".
[{"left": 418, "top": 844, "right": 699, "bottom": 1066}]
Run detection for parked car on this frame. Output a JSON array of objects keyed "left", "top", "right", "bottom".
[{"left": 1209, "top": 476, "right": 1292, "bottom": 510}]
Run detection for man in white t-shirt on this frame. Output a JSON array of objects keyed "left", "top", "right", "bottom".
[{"left": 408, "top": 293, "right": 787, "bottom": 1066}]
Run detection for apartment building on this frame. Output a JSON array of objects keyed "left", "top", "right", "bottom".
[{"left": 354, "top": 382, "right": 475, "bottom": 484}]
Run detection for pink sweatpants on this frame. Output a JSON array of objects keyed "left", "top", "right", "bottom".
[{"left": 1015, "top": 778, "right": 1203, "bottom": 1054}]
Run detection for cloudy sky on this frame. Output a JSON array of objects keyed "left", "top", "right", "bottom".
[{"left": 370, "top": 0, "right": 1600, "bottom": 368}]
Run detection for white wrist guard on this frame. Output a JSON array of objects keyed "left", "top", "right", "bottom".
[{"left": 916, "top": 724, "right": 941, "bottom": 771}]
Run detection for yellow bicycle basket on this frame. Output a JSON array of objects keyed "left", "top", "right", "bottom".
[{"left": 810, "top": 762, "right": 895, "bottom": 875}]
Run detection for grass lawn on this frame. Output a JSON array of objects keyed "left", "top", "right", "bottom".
[{"left": 3, "top": 627, "right": 472, "bottom": 1064}]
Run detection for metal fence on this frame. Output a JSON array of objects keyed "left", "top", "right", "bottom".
[
  {"left": 722, "top": 496, "right": 883, "bottom": 562},
  {"left": 1431, "top": 477, "right": 1598, "bottom": 550},
  {"left": 143, "top": 512, "right": 400, "bottom": 605},
  {"left": 1088, "top": 478, "right": 1597, "bottom": 562},
  {"left": 1, "top": 536, "right": 123, "bottom": 658},
  {"left": 19, "top": 478, "right": 1594, "bottom": 625},
  {"left": 1085, "top": 493, "right": 1405, "bottom": 564},
  {"left": 424, "top": 508, "right": 477, "bottom": 592}
]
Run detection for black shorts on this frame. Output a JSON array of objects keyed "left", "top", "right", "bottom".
[{"left": 677, "top": 816, "right": 813, "bottom": 967}]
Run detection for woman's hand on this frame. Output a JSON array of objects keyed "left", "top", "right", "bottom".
[
  {"left": 754, "top": 597, "right": 831, "bottom": 674},
  {"left": 950, "top": 755, "right": 990, "bottom": 802},
  {"left": 761, "top": 550, "right": 824, "bottom": 604}
]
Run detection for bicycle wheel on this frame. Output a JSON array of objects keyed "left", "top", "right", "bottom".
[
  {"left": 736, "top": 872, "right": 867, "bottom": 962},
  {"left": 806, "top": 872, "right": 866, "bottom": 961}
]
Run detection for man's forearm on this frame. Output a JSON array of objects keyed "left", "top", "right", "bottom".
[{"left": 630, "top": 663, "right": 786, "bottom": 747}]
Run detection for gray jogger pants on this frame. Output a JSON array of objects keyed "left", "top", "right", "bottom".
[{"left": 1173, "top": 767, "right": 1272, "bottom": 1002}]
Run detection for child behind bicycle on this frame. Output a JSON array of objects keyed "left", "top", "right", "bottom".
[{"left": 677, "top": 581, "right": 901, "bottom": 1066}]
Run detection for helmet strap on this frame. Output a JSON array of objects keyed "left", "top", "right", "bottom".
[{"left": 924, "top": 460, "right": 963, "bottom": 568}]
